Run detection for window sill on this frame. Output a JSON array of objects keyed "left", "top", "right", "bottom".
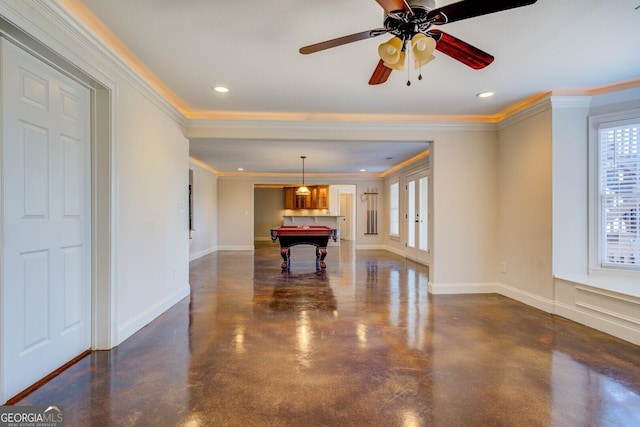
[{"left": 555, "top": 272, "right": 640, "bottom": 298}]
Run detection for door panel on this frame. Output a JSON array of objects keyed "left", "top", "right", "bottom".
[
  {"left": 339, "top": 193, "right": 353, "bottom": 241},
  {"left": 406, "top": 171, "right": 429, "bottom": 264},
  {"left": 2, "top": 39, "right": 91, "bottom": 400}
]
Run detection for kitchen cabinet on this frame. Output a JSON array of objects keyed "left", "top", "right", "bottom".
[{"left": 283, "top": 185, "right": 329, "bottom": 210}]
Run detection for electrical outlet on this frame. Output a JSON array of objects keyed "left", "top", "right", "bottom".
[{"left": 500, "top": 262, "right": 507, "bottom": 274}]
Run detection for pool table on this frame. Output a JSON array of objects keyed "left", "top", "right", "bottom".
[{"left": 270, "top": 225, "right": 338, "bottom": 271}]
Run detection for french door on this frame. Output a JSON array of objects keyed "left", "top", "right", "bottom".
[{"left": 405, "top": 170, "right": 429, "bottom": 264}]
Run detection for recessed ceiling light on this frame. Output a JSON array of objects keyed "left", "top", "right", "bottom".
[
  {"left": 213, "top": 86, "right": 229, "bottom": 93},
  {"left": 237, "top": 167, "right": 244, "bottom": 171},
  {"left": 360, "top": 169, "right": 366, "bottom": 172},
  {"left": 476, "top": 91, "right": 494, "bottom": 98}
]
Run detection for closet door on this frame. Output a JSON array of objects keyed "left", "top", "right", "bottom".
[{"left": 1, "top": 39, "right": 91, "bottom": 400}]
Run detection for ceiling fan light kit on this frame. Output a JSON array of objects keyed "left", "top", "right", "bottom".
[
  {"left": 300, "top": 0, "right": 538, "bottom": 85},
  {"left": 378, "top": 33, "right": 436, "bottom": 71},
  {"left": 409, "top": 33, "right": 437, "bottom": 67},
  {"left": 378, "top": 36, "right": 403, "bottom": 65}
]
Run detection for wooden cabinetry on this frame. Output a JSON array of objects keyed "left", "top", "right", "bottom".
[
  {"left": 284, "top": 185, "right": 329, "bottom": 210},
  {"left": 283, "top": 187, "right": 311, "bottom": 209},
  {"left": 284, "top": 187, "right": 296, "bottom": 209},
  {"left": 316, "top": 185, "right": 329, "bottom": 209}
]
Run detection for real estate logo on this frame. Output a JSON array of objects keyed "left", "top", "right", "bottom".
[{"left": 0, "top": 405, "right": 64, "bottom": 427}]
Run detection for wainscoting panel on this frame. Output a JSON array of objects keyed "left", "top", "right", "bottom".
[{"left": 554, "top": 278, "right": 640, "bottom": 346}]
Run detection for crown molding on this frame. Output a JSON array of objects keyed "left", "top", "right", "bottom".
[
  {"left": 540, "top": 78, "right": 640, "bottom": 98},
  {"left": 15, "top": 1, "right": 638, "bottom": 136},
  {"left": 496, "top": 95, "right": 553, "bottom": 130},
  {"left": 185, "top": 116, "right": 497, "bottom": 138},
  {"left": 29, "top": 0, "right": 185, "bottom": 127},
  {"left": 380, "top": 150, "right": 430, "bottom": 178},
  {"left": 189, "top": 157, "right": 220, "bottom": 175},
  {"left": 549, "top": 96, "right": 593, "bottom": 109},
  {"left": 589, "top": 86, "right": 640, "bottom": 111},
  {"left": 185, "top": 109, "right": 496, "bottom": 124},
  {"left": 216, "top": 173, "right": 386, "bottom": 182},
  {"left": 185, "top": 80, "right": 640, "bottom": 132}
]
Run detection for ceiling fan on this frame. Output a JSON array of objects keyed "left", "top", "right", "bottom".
[{"left": 299, "top": 0, "right": 538, "bottom": 85}]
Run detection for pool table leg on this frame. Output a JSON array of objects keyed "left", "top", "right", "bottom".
[
  {"left": 280, "top": 247, "right": 290, "bottom": 271},
  {"left": 316, "top": 246, "right": 328, "bottom": 270}
]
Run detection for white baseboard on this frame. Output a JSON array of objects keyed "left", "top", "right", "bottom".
[
  {"left": 429, "top": 282, "right": 498, "bottom": 294},
  {"left": 355, "top": 244, "right": 387, "bottom": 250},
  {"left": 554, "top": 278, "right": 640, "bottom": 346},
  {"left": 117, "top": 284, "right": 190, "bottom": 345},
  {"left": 428, "top": 278, "right": 639, "bottom": 346},
  {"left": 216, "top": 245, "right": 255, "bottom": 251},
  {"left": 384, "top": 246, "right": 405, "bottom": 257},
  {"left": 497, "top": 283, "right": 555, "bottom": 313},
  {"left": 189, "top": 247, "right": 216, "bottom": 261},
  {"left": 554, "top": 301, "right": 640, "bottom": 346},
  {"left": 428, "top": 281, "right": 555, "bottom": 313}
]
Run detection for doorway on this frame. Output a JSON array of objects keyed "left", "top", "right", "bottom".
[{"left": 332, "top": 185, "right": 356, "bottom": 242}]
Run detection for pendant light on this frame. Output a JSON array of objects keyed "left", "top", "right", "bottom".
[{"left": 296, "top": 156, "right": 310, "bottom": 196}]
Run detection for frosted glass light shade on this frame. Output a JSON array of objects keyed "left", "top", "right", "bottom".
[
  {"left": 411, "top": 33, "right": 436, "bottom": 68},
  {"left": 296, "top": 186, "right": 310, "bottom": 195},
  {"left": 378, "top": 36, "right": 403, "bottom": 65}
]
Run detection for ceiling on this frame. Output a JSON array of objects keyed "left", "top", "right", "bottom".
[{"left": 64, "top": 0, "right": 640, "bottom": 175}]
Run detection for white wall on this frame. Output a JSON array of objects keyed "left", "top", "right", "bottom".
[
  {"left": 551, "top": 97, "right": 591, "bottom": 276},
  {"left": 430, "top": 130, "right": 499, "bottom": 289},
  {"left": 189, "top": 161, "right": 218, "bottom": 260},
  {"left": 115, "top": 84, "right": 190, "bottom": 342},
  {"left": 218, "top": 179, "right": 255, "bottom": 250},
  {"left": 254, "top": 188, "right": 285, "bottom": 241},
  {"left": 353, "top": 180, "right": 386, "bottom": 248},
  {"left": 497, "top": 107, "right": 553, "bottom": 302},
  {"left": 490, "top": 92, "right": 640, "bottom": 345}
]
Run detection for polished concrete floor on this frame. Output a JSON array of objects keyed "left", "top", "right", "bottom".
[{"left": 13, "top": 242, "right": 640, "bottom": 426}]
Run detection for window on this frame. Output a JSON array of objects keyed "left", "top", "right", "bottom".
[
  {"left": 596, "top": 117, "right": 640, "bottom": 269},
  {"left": 389, "top": 181, "right": 399, "bottom": 236}
]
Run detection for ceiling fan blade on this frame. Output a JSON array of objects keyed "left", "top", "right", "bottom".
[
  {"left": 299, "top": 29, "right": 387, "bottom": 54},
  {"left": 369, "top": 60, "right": 393, "bottom": 85},
  {"left": 427, "top": 0, "right": 537, "bottom": 25},
  {"left": 430, "top": 30, "right": 494, "bottom": 69},
  {"left": 374, "top": 0, "right": 412, "bottom": 13}
]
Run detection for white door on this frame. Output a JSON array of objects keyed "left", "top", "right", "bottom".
[
  {"left": 1, "top": 39, "right": 91, "bottom": 400},
  {"left": 339, "top": 193, "right": 353, "bottom": 241},
  {"left": 405, "top": 171, "right": 429, "bottom": 263}
]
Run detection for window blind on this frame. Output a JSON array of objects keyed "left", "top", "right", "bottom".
[{"left": 599, "top": 124, "right": 639, "bottom": 268}]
